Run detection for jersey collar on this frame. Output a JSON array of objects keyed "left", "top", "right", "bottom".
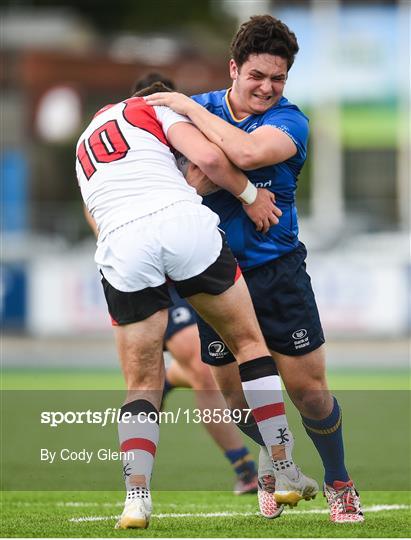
[
  {"left": 224, "top": 88, "right": 252, "bottom": 124},
  {"left": 224, "top": 90, "right": 289, "bottom": 124}
]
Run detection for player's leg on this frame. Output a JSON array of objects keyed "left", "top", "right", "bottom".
[
  {"left": 165, "top": 204, "right": 288, "bottom": 516},
  {"left": 208, "top": 362, "right": 266, "bottom": 447},
  {"left": 115, "top": 310, "right": 167, "bottom": 408},
  {"left": 208, "top": 361, "right": 281, "bottom": 516},
  {"left": 187, "top": 275, "right": 269, "bottom": 362},
  {"left": 167, "top": 212, "right": 287, "bottom": 516},
  {"left": 200, "top": 316, "right": 316, "bottom": 506},
  {"left": 162, "top": 291, "right": 197, "bottom": 402},
  {"left": 96, "top": 220, "right": 173, "bottom": 530},
  {"left": 164, "top": 206, "right": 281, "bottom": 513},
  {"left": 208, "top": 359, "right": 314, "bottom": 514},
  {"left": 166, "top": 324, "right": 258, "bottom": 494},
  {"left": 113, "top": 308, "right": 168, "bottom": 530},
  {"left": 164, "top": 358, "right": 190, "bottom": 387},
  {"left": 271, "top": 345, "right": 332, "bottom": 419},
  {"left": 185, "top": 275, "right": 291, "bottom": 518},
  {"left": 272, "top": 346, "right": 363, "bottom": 522},
  {"left": 158, "top": 358, "right": 184, "bottom": 413},
  {"left": 250, "top": 242, "right": 362, "bottom": 522}
]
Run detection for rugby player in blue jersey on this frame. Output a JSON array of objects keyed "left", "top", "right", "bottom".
[
  {"left": 133, "top": 73, "right": 315, "bottom": 505},
  {"left": 147, "top": 14, "right": 363, "bottom": 523}
]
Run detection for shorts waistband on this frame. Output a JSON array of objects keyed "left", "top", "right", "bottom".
[{"left": 99, "top": 200, "right": 198, "bottom": 243}]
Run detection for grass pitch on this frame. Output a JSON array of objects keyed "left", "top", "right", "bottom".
[
  {"left": 2, "top": 490, "right": 410, "bottom": 538},
  {"left": 1, "top": 368, "right": 410, "bottom": 537}
]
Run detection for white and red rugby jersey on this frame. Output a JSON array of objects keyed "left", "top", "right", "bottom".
[{"left": 75, "top": 97, "right": 201, "bottom": 241}]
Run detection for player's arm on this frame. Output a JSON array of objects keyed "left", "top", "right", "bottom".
[
  {"left": 83, "top": 205, "right": 98, "bottom": 238},
  {"left": 167, "top": 122, "right": 281, "bottom": 233},
  {"left": 146, "top": 92, "right": 296, "bottom": 170},
  {"left": 184, "top": 161, "right": 221, "bottom": 196},
  {"left": 168, "top": 122, "right": 248, "bottom": 197}
]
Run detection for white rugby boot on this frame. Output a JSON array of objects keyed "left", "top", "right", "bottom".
[
  {"left": 115, "top": 489, "right": 152, "bottom": 529},
  {"left": 275, "top": 464, "right": 319, "bottom": 507},
  {"left": 258, "top": 446, "right": 318, "bottom": 508}
]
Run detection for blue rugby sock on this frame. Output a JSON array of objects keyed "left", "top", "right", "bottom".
[
  {"left": 301, "top": 396, "right": 349, "bottom": 485},
  {"left": 225, "top": 447, "right": 256, "bottom": 479}
]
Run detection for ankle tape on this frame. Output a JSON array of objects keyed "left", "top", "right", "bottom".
[{"left": 127, "top": 486, "right": 150, "bottom": 500}]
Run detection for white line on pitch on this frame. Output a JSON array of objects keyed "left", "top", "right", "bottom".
[{"left": 69, "top": 505, "right": 410, "bottom": 523}]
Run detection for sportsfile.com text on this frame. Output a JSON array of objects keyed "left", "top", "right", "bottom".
[{"left": 40, "top": 408, "right": 253, "bottom": 427}]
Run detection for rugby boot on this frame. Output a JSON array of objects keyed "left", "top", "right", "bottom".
[
  {"left": 275, "top": 465, "right": 319, "bottom": 507},
  {"left": 324, "top": 480, "right": 364, "bottom": 523},
  {"left": 115, "top": 490, "right": 152, "bottom": 529},
  {"left": 258, "top": 446, "right": 318, "bottom": 508},
  {"left": 257, "top": 474, "right": 284, "bottom": 518},
  {"left": 257, "top": 448, "right": 283, "bottom": 518}
]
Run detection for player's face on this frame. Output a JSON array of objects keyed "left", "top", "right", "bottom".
[{"left": 229, "top": 54, "right": 288, "bottom": 117}]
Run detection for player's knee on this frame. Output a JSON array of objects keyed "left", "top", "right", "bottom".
[
  {"left": 172, "top": 341, "right": 199, "bottom": 370},
  {"left": 166, "top": 325, "right": 201, "bottom": 369},
  {"left": 189, "top": 361, "right": 216, "bottom": 389},
  {"left": 172, "top": 351, "right": 212, "bottom": 388},
  {"left": 292, "top": 387, "right": 331, "bottom": 418}
]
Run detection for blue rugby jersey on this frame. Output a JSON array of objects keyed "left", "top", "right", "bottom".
[{"left": 192, "top": 89, "right": 309, "bottom": 270}]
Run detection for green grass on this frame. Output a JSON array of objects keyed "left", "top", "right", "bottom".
[
  {"left": 2, "top": 368, "right": 409, "bottom": 390},
  {"left": 1, "top": 369, "right": 409, "bottom": 537},
  {"left": 2, "top": 490, "right": 410, "bottom": 537}
]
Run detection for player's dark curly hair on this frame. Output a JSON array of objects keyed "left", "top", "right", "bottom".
[
  {"left": 230, "top": 15, "right": 299, "bottom": 71},
  {"left": 132, "top": 81, "right": 174, "bottom": 98},
  {"left": 131, "top": 72, "right": 176, "bottom": 95}
]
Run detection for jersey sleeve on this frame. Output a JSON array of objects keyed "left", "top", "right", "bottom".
[
  {"left": 261, "top": 107, "right": 309, "bottom": 160},
  {"left": 154, "top": 105, "right": 192, "bottom": 136}
]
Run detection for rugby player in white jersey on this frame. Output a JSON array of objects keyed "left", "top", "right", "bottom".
[
  {"left": 76, "top": 82, "right": 289, "bottom": 529},
  {"left": 84, "top": 74, "right": 261, "bottom": 497}
]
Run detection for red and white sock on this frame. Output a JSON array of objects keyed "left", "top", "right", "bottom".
[
  {"left": 118, "top": 399, "right": 159, "bottom": 497},
  {"left": 239, "top": 357, "right": 294, "bottom": 464}
]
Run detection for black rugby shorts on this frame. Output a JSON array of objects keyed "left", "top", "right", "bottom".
[{"left": 197, "top": 242, "right": 325, "bottom": 365}]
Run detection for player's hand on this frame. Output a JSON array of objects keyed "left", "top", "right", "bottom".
[
  {"left": 186, "top": 163, "right": 221, "bottom": 196},
  {"left": 144, "top": 92, "right": 195, "bottom": 116},
  {"left": 242, "top": 188, "right": 282, "bottom": 234}
]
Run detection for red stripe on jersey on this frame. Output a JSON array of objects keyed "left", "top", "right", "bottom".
[
  {"left": 123, "top": 97, "right": 169, "bottom": 147},
  {"left": 121, "top": 438, "right": 157, "bottom": 457},
  {"left": 93, "top": 104, "right": 115, "bottom": 118},
  {"left": 253, "top": 402, "right": 285, "bottom": 423},
  {"left": 234, "top": 265, "right": 242, "bottom": 282}
]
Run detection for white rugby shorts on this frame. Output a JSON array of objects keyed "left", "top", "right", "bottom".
[{"left": 95, "top": 201, "right": 222, "bottom": 292}]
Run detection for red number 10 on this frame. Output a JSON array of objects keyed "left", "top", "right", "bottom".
[{"left": 77, "top": 120, "right": 130, "bottom": 180}]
